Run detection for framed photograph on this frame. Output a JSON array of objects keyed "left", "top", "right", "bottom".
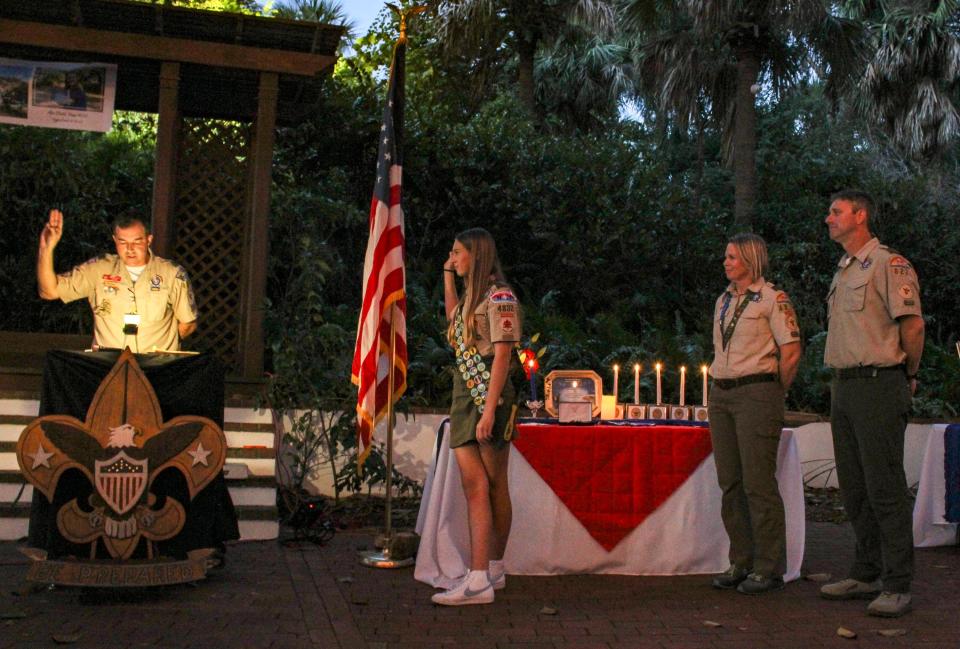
[
  {"left": 543, "top": 370, "right": 602, "bottom": 418},
  {"left": 624, "top": 404, "right": 646, "bottom": 420}
]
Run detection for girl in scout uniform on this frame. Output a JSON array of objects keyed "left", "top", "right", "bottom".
[
  {"left": 433, "top": 228, "right": 520, "bottom": 606},
  {"left": 707, "top": 233, "right": 802, "bottom": 596}
]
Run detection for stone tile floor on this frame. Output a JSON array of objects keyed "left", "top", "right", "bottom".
[{"left": 1, "top": 522, "right": 957, "bottom": 648}]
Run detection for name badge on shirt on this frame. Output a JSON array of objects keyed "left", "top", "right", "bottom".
[{"left": 122, "top": 313, "right": 141, "bottom": 335}]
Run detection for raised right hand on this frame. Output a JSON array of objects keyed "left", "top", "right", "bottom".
[{"left": 39, "top": 209, "right": 63, "bottom": 251}]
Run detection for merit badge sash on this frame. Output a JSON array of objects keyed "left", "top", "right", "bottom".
[{"left": 454, "top": 307, "right": 492, "bottom": 414}]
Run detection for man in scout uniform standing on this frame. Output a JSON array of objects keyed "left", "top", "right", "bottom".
[
  {"left": 820, "top": 190, "right": 924, "bottom": 618},
  {"left": 37, "top": 208, "right": 198, "bottom": 352}
]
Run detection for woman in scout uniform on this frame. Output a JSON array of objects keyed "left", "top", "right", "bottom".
[
  {"left": 433, "top": 228, "right": 520, "bottom": 606},
  {"left": 707, "top": 233, "right": 802, "bottom": 596}
]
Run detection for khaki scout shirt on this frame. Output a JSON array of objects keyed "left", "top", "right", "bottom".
[
  {"left": 472, "top": 285, "right": 521, "bottom": 357},
  {"left": 56, "top": 253, "right": 198, "bottom": 352},
  {"left": 710, "top": 278, "right": 800, "bottom": 379},
  {"left": 824, "top": 238, "right": 921, "bottom": 369}
]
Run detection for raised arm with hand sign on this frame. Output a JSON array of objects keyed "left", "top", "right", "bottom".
[{"left": 37, "top": 209, "right": 64, "bottom": 299}]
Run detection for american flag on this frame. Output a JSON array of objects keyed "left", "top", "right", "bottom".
[{"left": 351, "top": 38, "right": 408, "bottom": 469}]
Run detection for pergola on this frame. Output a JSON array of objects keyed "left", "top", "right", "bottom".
[{"left": 0, "top": 0, "right": 344, "bottom": 387}]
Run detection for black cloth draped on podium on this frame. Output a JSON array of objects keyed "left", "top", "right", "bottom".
[{"left": 28, "top": 350, "right": 241, "bottom": 558}]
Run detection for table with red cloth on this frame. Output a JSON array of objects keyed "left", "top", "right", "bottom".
[{"left": 414, "top": 420, "right": 804, "bottom": 587}]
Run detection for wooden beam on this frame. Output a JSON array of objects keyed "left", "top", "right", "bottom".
[
  {"left": 0, "top": 18, "right": 337, "bottom": 76},
  {"left": 151, "top": 62, "right": 180, "bottom": 257},
  {"left": 237, "top": 71, "right": 278, "bottom": 379}
]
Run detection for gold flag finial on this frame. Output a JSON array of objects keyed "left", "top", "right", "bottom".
[{"left": 387, "top": 3, "right": 428, "bottom": 43}]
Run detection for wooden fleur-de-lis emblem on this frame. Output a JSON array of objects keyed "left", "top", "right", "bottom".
[{"left": 17, "top": 350, "right": 226, "bottom": 559}]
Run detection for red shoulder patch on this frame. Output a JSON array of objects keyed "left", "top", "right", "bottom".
[{"left": 889, "top": 256, "right": 911, "bottom": 268}]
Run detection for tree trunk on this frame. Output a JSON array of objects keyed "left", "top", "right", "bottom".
[
  {"left": 517, "top": 35, "right": 536, "bottom": 114},
  {"left": 732, "top": 47, "right": 759, "bottom": 231},
  {"left": 695, "top": 98, "right": 705, "bottom": 221}
]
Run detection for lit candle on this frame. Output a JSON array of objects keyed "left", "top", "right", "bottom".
[
  {"left": 679, "top": 366, "right": 686, "bottom": 407},
  {"left": 633, "top": 364, "right": 640, "bottom": 405},
  {"left": 528, "top": 359, "right": 538, "bottom": 402},
  {"left": 612, "top": 364, "right": 619, "bottom": 399},
  {"left": 655, "top": 362, "right": 662, "bottom": 405},
  {"left": 701, "top": 365, "right": 709, "bottom": 407}
]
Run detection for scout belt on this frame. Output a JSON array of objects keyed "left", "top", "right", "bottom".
[{"left": 454, "top": 308, "right": 492, "bottom": 414}]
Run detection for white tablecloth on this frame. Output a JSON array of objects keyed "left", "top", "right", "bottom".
[
  {"left": 913, "top": 424, "right": 958, "bottom": 547},
  {"left": 415, "top": 422, "right": 805, "bottom": 588}
]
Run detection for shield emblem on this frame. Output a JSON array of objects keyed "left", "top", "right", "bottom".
[{"left": 95, "top": 451, "right": 148, "bottom": 516}]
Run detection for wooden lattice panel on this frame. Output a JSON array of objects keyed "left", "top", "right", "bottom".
[{"left": 173, "top": 118, "right": 250, "bottom": 373}]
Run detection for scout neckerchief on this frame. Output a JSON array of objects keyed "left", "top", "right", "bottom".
[
  {"left": 719, "top": 288, "right": 759, "bottom": 351},
  {"left": 454, "top": 305, "right": 492, "bottom": 414}
]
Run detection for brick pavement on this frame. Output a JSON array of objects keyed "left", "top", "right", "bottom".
[{"left": 1, "top": 522, "right": 958, "bottom": 649}]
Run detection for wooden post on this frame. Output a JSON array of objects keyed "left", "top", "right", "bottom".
[
  {"left": 238, "top": 71, "right": 278, "bottom": 379},
  {"left": 151, "top": 62, "right": 180, "bottom": 256}
]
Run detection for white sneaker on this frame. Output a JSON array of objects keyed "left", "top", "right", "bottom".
[
  {"left": 431, "top": 570, "right": 494, "bottom": 606},
  {"left": 867, "top": 591, "right": 912, "bottom": 617},
  {"left": 489, "top": 560, "right": 506, "bottom": 591}
]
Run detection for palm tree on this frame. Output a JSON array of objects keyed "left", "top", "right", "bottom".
[
  {"left": 535, "top": 25, "right": 637, "bottom": 129},
  {"left": 433, "top": 0, "right": 617, "bottom": 114},
  {"left": 849, "top": 1, "right": 960, "bottom": 159},
  {"left": 622, "top": 1, "right": 860, "bottom": 230},
  {"left": 273, "top": 0, "right": 357, "bottom": 43}
]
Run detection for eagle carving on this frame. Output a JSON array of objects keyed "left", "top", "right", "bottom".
[{"left": 17, "top": 350, "right": 226, "bottom": 559}]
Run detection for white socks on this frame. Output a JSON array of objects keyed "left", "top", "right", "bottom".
[{"left": 489, "top": 559, "right": 506, "bottom": 590}]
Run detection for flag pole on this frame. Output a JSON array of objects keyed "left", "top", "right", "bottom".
[
  {"left": 383, "top": 310, "right": 397, "bottom": 540},
  {"left": 361, "top": 307, "right": 411, "bottom": 568}
]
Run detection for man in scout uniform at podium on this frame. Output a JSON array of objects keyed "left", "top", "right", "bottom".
[
  {"left": 37, "top": 208, "right": 198, "bottom": 352},
  {"left": 819, "top": 190, "right": 924, "bottom": 618}
]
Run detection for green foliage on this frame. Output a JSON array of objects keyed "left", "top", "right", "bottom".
[
  {"left": 129, "top": 0, "right": 261, "bottom": 12},
  {"left": 2, "top": 6, "right": 960, "bottom": 427},
  {"left": 261, "top": 167, "right": 367, "bottom": 499}
]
